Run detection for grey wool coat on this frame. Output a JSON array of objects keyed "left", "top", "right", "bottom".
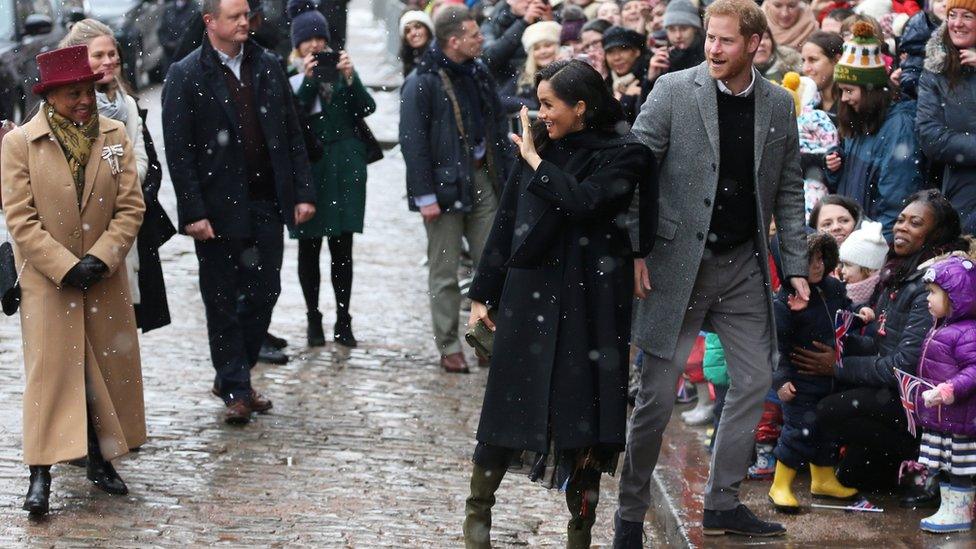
[{"left": 630, "top": 63, "right": 808, "bottom": 360}]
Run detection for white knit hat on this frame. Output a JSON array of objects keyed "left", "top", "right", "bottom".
[
  {"left": 839, "top": 220, "right": 889, "bottom": 270},
  {"left": 854, "top": 0, "right": 893, "bottom": 21},
  {"left": 521, "top": 21, "right": 562, "bottom": 53},
  {"left": 399, "top": 10, "right": 433, "bottom": 37}
]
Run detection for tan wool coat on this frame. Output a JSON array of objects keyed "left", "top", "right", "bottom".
[{"left": 1, "top": 111, "right": 146, "bottom": 465}]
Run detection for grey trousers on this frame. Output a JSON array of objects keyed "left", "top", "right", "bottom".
[
  {"left": 618, "top": 241, "right": 773, "bottom": 519},
  {"left": 423, "top": 168, "right": 498, "bottom": 355}
]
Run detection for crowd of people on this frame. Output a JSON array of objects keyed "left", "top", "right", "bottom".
[
  {"left": 396, "top": 0, "right": 976, "bottom": 546},
  {"left": 4, "top": 0, "right": 976, "bottom": 545}
]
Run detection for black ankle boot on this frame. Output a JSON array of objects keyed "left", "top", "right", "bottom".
[
  {"left": 334, "top": 311, "right": 357, "bottom": 348},
  {"left": 23, "top": 466, "right": 51, "bottom": 515},
  {"left": 86, "top": 424, "right": 128, "bottom": 496},
  {"left": 307, "top": 310, "right": 325, "bottom": 347}
]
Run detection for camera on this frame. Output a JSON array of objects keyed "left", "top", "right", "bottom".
[{"left": 312, "top": 50, "right": 340, "bottom": 83}]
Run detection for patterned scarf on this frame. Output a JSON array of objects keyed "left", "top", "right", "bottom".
[{"left": 47, "top": 104, "right": 99, "bottom": 206}]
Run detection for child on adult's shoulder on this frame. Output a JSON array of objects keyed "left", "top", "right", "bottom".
[
  {"left": 769, "top": 232, "right": 859, "bottom": 513},
  {"left": 913, "top": 254, "right": 976, "bottom": 533}
]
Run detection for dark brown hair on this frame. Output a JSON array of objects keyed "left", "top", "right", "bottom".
[
  {"left": 940, "top": 25, "right": 965, "bottom": 89},
  {"left": 808, "top": 194, "right": 862, "bottom": 230},
  {"left": 836, "top": 85, "right": 892, "bottom": 137}
]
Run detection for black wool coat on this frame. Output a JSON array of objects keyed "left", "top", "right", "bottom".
[
  {"left": 134, "top": 107, "right": 176, "bottom": 333},
  {"left": 161, "top": 38, "right": 315, "bottom": 238},
  {"left": 468, "top": 129, "right": 658, "bottom": 453}
]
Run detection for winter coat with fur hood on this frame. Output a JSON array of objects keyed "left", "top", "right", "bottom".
[{"left": 917, "top": 24, "right": 976, "bottom": 234}]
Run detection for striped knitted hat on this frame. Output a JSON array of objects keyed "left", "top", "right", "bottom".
[{"left": 834, "top": 21, "right": 888, "bottom": 88}]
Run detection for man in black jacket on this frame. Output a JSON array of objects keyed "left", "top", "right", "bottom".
[
  {"left": 481, "top": 0, "right": 552, "bottom": 84},
  {"left": 162, "top": 0, "right": 316, "bottom": 425},
  {"left": 400, "top": 5, "right": 513, "bottom": 373}
]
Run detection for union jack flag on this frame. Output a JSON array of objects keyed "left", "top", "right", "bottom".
[
  {"left": 894, "top": 368, "right": 935, "bottom": 437},
  {"left": 834, "top": 310, "right": 856, "bottom": 368}
]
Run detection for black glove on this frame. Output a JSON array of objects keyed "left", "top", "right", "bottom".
[{"left": 63, "top": 255, "right": 108, "bottom": 291}]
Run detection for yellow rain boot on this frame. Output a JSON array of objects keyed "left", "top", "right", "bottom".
[
  {"left": 768, "top": 462, "right": 800, "bottom": 513},
  {"left": 810, "top": 464, "right": 859, "bottom": 500}
]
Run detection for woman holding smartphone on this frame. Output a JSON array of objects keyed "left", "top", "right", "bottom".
[
  {"left": 462, "top": 59, "right": 657, "bottom": 549},
  {"left": 288, "top": 0, "right": 376, "bottom": 347}
]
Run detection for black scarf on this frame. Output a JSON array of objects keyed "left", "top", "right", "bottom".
[
  {"left": 434, "top": 44, "right": 487, "bottom": 143},
  {"left": 669, "top": 34, "right": 706, "bottom": 74}
]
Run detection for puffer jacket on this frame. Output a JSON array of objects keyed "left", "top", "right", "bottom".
[
  {"left": 898, "top": 11, "right": 940, "bottom": 99},
  {"left": 837, "top": 268, "right": 931, "bottom": 387},
  {"left": 826, "top": 100, "right": 923, "bottom": 237},
  {"left": 916, "top": 24, "right": 976, "bottom": 234},
  {"left": 480, "top": 3, "right": 529, "bottom": 84},
  {"left": 915, "top": 255, "right": 976, "bottom": 436},
  {"left": 703, "top": 332, "right": 729, "bottom": 386}
]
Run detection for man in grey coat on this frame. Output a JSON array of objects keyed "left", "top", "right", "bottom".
[{"left": 614, "top": 0, "right": 810, "bottom": 543}]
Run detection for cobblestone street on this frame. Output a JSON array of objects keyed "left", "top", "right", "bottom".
[{"left": 0, "top": 3, "right": 631, "bottom": 545}]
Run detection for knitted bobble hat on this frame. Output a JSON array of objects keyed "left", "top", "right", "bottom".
[
  {"left": 839, "top": 220, "right": 889, "bottom": 270},
  {"left": 780, "top": 72, "right": 802, "bottom": 117},
  {"left": 834, "top": 21, "right": 888, "bottom": 88},
  {"left": 289, "top": 0, "right": 331, "bottom": 49},
  {"left": 399, "top": 10, "right": 433, "bottom": 38}
]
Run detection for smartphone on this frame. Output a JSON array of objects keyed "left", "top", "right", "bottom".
[{"left": 312, "top": 50, "right": 340, "bottom": 82}]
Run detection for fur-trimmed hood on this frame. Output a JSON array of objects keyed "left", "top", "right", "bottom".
[{"left": 924, "top": 22, "right": 949, "bottom": 73}]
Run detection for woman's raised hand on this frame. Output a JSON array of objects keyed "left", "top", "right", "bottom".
[{"left": 510, "top": 106, "right": 540, "bottom": 167}]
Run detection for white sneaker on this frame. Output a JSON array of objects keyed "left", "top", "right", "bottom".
[{"left": 681, "top": 403, "right": 715, "bottom": 426}]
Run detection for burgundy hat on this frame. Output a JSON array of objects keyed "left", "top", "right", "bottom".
[{"left": 32, "top": 45, "right": 102, "bottom": 95}]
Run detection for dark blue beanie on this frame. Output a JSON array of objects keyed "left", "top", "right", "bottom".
[{"left": 289, "top": 0, "right": 331, "bottom": 49}]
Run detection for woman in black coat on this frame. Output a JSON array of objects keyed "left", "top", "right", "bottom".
[
  {"left": 793, "top": 190, "right": 968, "bottom": 493},
  {"left": 462, "top": 59, "right": 657, "bottom": 549}
]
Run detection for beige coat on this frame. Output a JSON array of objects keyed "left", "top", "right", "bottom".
[{"left": 1, "top": 111, "right": 146, "bottom": 465}]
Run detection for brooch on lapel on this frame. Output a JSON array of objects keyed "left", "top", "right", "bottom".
[{"left": 101, "top": 144, "right": 124, "bottom": 175}]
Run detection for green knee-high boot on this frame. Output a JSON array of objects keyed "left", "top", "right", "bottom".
[
  {"left": 463, "top": 464, "right": 506, "bottom": 549},
  {"left": 566, "top": 468, "right": 602, "bottom": 549}
]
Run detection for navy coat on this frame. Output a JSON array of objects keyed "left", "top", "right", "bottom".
[
  {"left": 917, "top": 25, "right": 976, "bottom": 234},
  {"left": 399, "top": 46, "right": 513, "bottom": 213},
  {"left": 161, "top": 38, "right": 315, "bottom": 238}
]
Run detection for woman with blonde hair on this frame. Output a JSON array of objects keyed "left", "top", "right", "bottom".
[
  {"left": 499, "top": 20, "right": 561, "bottom": 113},
  {"left": 60, "top": 18, "right": 175, "bottom": 333}
]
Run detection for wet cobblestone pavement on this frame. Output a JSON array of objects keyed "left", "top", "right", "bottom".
[{"left": 0, "top": 4, "right": 637, "bottom": 545}]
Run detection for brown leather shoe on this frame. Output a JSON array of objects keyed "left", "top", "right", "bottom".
[
  {"left": 224, "top": 400, "right": 252, "bottom": 425},
  {"left": 440, "top": 352, "right": 470, "bottom": 373},
  {"left": 250, "top": 391, "right": 273, "bottom": 413}
]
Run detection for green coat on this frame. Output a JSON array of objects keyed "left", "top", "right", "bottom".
[{"left": 288, "top": 71, "right": 376, "bottom": 238}]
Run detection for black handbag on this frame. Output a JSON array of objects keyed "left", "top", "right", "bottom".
[
  {"left": 0, "top": 240, "right": 22, "bottom": 316},
  {"left": 354, "top": 118, "right": 383, "bottom": 165}
]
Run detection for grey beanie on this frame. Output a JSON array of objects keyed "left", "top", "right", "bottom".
[{"left": 663, "top": 0, "right": 702, "bottom": 30}]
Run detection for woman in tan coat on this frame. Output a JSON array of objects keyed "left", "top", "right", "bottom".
[{"left": 1, "top": 45, "right": 145, "bottom": 516}]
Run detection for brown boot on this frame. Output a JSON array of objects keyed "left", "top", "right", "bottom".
[
  {"left": 441, "top": 352, "right": 470, "bottom": 373},
  {"left": 463, "top": 464, "right": 506, "bottom": 548}
]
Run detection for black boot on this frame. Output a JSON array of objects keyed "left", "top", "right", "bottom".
[
  {"left": 23, "top": 466, "right": 51, "bottom": 515},
  {"left": 566, "top": 468, "right": 601, "bottom": 549},
  {"left": 86, "top": 422, "right": 128, "bottom": 495},
  {"left": 901, "top": 468, "right": 941, "bottom": 509},
  {"left": 307, "top": 310, "right": 326, "bottom": 347},
  {"left": 463, "top": 465, "right": 506, "bottom": 549},
  {"left": 334, "top": 310, "right": 357, "bottom": 348}
]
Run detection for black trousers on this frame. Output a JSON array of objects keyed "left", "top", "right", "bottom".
[
  {"left": 816, "top": 386, "right": 917, "bottom": 489},
  {"left": 195, "top": 201, "right": 283, "bottom": 403},
  {"left": 297, "top": 233, "right": 353, "bottom": 318}
]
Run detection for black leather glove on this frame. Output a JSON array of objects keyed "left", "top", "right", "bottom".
[{"left": 63, "top": 255, "right": 108, "bottom": 291}]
